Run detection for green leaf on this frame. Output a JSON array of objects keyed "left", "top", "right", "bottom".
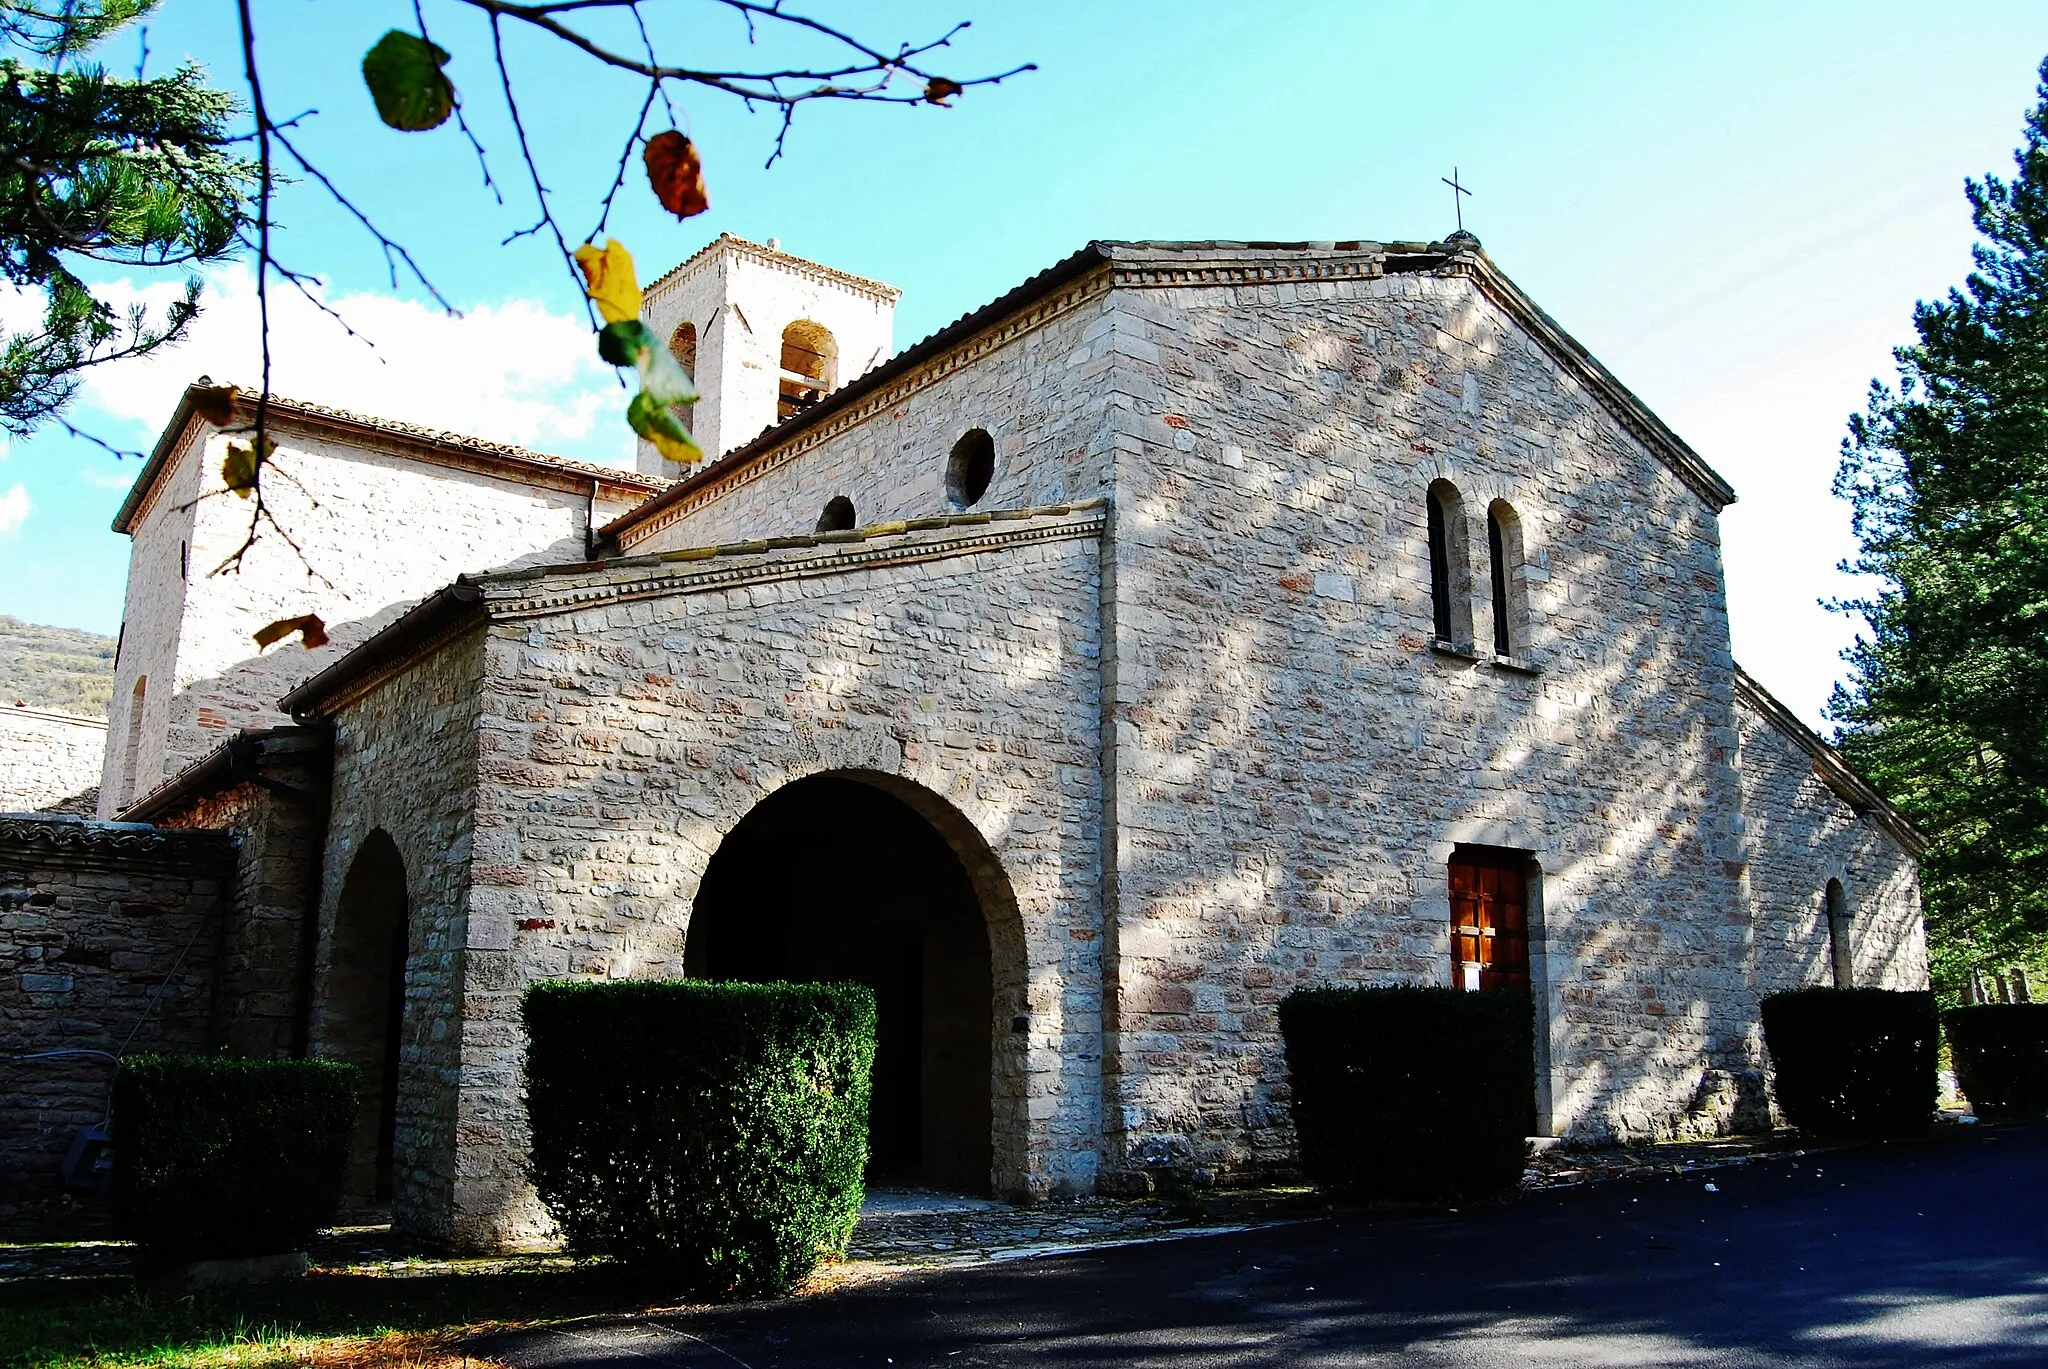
[
  {"left": 361, "top": 30, "right": 455, "bottom": 132},
  {"left": 627, "top": 390, "right": 703, "bottom": 466},
  {"left": 598, "top": 319, "right": 656, "bottom": 368}
]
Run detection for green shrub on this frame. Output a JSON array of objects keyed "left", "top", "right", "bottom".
[
  {"left": 1761, "top": 988, "right": 1937, "bottom": 1135},
  {"left": 1279, "top": 985, "right": 1534, "bottom": 1204},
  {"left": 522, "top": 978, "right": 876, "bottom": 1299},
  {"left": 112, "top": 1054, "right": 360, "bottom": 1260},
  {"left": 1945, "top": 1004, "right": 2048, "bottom": 1120}
]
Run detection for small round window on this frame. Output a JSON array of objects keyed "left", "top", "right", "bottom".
[
  {"left": 945, "top": 429, "right": 996, "bottom": 509},
  {"left": 816, "top": 495, "right": 855, "bottom": 533}
]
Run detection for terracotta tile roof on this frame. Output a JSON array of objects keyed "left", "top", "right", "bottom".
[{"left": 114, "top": 383, "right": 667, "bottom": 534}]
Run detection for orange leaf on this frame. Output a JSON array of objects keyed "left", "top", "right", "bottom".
[
  {"left": 924, "top": 77, "right": 963, "bottom": 105},
  {"left": 254, "top": 614, "right": 329, "bottom": 650},
  {"left": 643, "top": 130, "right": 709, "bottom": 219}
]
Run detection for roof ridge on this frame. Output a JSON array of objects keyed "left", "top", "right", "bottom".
[{"left": 643, "top": 232, "right": 902, "bottom": 303}]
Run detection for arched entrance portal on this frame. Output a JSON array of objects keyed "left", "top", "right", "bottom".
[
  {"left": 327, "top": 830, "right": 411, "bottom": 1205},
  {"left": 688, "top": 774, "right": 995, "bottom": 1192}
]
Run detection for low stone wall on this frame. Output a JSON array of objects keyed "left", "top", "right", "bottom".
[
  {"left": 0, "top": 705, "right": 107, "bottom": 813},
  {"left": 0, "top": 816, "right": 233, "bottom": 1214}
]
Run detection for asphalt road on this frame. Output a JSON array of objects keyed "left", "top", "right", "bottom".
[{"left": 482, "top": 1121, "right": 2048, "bottom": 1368}]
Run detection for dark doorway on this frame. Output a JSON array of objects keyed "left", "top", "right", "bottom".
[
  {"left": 328, "top": 830, "right": 411, "bottom": 1205},
  {"left": 687, "top": 775, "right": 993, "bottom": 1192}
]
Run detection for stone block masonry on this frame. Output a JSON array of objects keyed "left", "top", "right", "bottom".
[
  {"left": 0, "top": 816, "right": 233, "bottom": 1207},
  {"left": 0, "top": 705, "right": 107, "bottom": 814}
]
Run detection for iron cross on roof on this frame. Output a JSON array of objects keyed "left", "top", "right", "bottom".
[{"left": 1442, "top": 167, "right": 1473, "bottom": 234}]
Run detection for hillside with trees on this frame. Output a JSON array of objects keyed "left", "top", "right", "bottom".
[{"left": 0, "top": 616, "right": 116, "bottom": 717}]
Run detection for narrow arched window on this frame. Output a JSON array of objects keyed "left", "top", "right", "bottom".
[
  {"left": 1487, "top": 499, "right": 1527, "bottom": 658},
  {"left": 1426, "top": 480, "right": 1471, "bottom": 646},
  {"left": 1825, "top": 878, "right": 1852, "bottom": 987},
  {"left": 121, "top": 675, "right": 147, "bottom": 803},
  {"left": 669, "top": 321, "right": 699, "bottom": 430},
  {"left": 778, "top": 320, "right": 837, "bottom": 421}
]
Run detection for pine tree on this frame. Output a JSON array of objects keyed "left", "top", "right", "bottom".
[
  {"left": 1834, "top": 56, "right": 2048, "bottom": 991},
  {"left": 0, "top": 2, "right": 253, "bottom": 439}
]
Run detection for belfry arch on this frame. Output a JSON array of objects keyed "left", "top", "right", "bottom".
[{"left": 685, "top": 771, "right": 1026, "bottom": 1195}]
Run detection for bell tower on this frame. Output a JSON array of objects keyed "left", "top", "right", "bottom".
[{"left": 637, "top": 235, "right": 900, "bottom": 479}]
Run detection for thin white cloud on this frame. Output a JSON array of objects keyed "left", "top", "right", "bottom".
[
  {"left": 0, "top": 482, "right": 29, "bottom": 537},
  {"left": 72, "top": 267, "right": 631, "bottom": 467}
]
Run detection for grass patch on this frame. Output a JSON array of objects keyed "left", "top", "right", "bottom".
[{"left": 0, "top": 1257, "right": 685, "bottom": 1369}]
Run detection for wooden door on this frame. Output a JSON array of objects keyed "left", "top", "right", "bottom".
[{"left": 1449, "top": 849, "right": 1530, "bottom": 990}]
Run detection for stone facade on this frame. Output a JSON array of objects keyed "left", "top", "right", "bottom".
[
  {"left": 101, "top": 394, "right": 660, "bottom": 816},
  {"left": 0, "top": 706, "right": 107, "bottom": 813},
  {"left": 308, "top": 630, "right": 485, "bottom": 1243},
  {"left": 0, "top": 816, "right": 233, "bottom": 1205},
  {"left": 1734, "top": 670, "right": 1927, "bottom": 997},
  {"left": 77, "top": 235, "right": 1928, "bottom": 1247}
]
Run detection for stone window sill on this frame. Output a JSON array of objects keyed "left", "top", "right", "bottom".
[{"left": 1428, "top": 638, "right": 1541, "bottom": 676}]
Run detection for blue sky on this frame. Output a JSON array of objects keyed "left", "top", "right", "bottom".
[{"left": 3, "top": 0, "right": 2045, "bottom": 726}]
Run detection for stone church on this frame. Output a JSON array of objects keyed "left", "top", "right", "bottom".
[{"left": 4, "top": 232, "right": 1927, "bottom": 1248}]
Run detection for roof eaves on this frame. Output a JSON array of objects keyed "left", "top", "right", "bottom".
[
  {"left": 1732, "top": 665, "right": 1928, "bottom": 856},
  {"left": 280, "top": 583, "right": 486, "bottom": 718}
]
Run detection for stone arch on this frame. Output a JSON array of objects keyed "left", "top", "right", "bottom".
[
  {"left": 668, "top": 320, "right": 699, "bottom": 430},
  {"left": 778, "top": 319, "right": 838, "bottom": 420},
  {"left": 684, "top": 767, "right": 1029, "bottom": 1197},
  {"left": 1487, "top": 497, "right": 1529, "bottom": 657},
  {"left": 1425, "top": 479, "right": 1472, "bottom": 647},
  {"left": 325, "top": 829, "right": 413, "bottom": 1204},
  {"left": 1825, "top": 877, "right": 1852, "bottom": 987},
  {"left": 120, "top": 675, "right": 147, "bottom": 804}
]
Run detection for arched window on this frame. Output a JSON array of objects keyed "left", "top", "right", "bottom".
[
  {"left": 1825, "top": 878, "right": 1852, "bottom": 987},
  {"left": 816, "top": 495, "right": 856, "bottom": 532},
  {"left": 778, "top": 320, "right": 837, "bottom": 421},
  {"left": 1426, "top": 480, "right": 1471, "bottom": 646},
  {"left": 669, "top": 321, "right": 698, "bottom": 430},
  {"left": 1487, "top": 499, "right": 1527, "bottom": 658},
  {"left": 121, "top": 675, "right": 147, "bottom": 803}
]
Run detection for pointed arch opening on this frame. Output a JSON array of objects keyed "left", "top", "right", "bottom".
[
  {"left": 326, "top": 830, "right": 412, "bottom": 1204},
  {"left": 1487, "top": 498, "right": 1528, "bottom": 658},
  {"left": 778, "top": 320, "right": 838, "bottom": 420},
  {"left": 685, "top": 772, "right": 1025, "bottom": 1195},
  {"left": 1426, "top": 480, "right": 1472, "bottom": 647}
]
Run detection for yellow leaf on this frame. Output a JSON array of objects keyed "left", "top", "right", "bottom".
[
  {"left": 573, "top": 239, "right": 643, "bottom": 324},
  {"left": 222, "top": 442, "right": 259, "bottom": 497}
]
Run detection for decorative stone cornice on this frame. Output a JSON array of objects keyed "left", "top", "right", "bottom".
[
  {"left": 644, "top": 232, "right": 902, "bottom": 305},
  {"left": 1732, "top": 666, "right": 1927, "bottom": 856},
  {"left": 491, "top": 501, "right": 1107, "bottom": 621}
]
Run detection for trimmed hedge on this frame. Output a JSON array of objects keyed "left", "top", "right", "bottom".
[
  {"left": 1761, "top": 988, "right": 1937, "bottom": 1136},
  {"left": 112, "top": 1054, "right": 360, "bottom": 1260},
  {"left": 1279, "top": 986, "right": 1534, "bottom": 1204},
  {"left": 1945, "top": 1004, "right": 2048, "bottom": 1120},
  {"left": 522, "top": 978, "right": 876, "bottom": 1298}
]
